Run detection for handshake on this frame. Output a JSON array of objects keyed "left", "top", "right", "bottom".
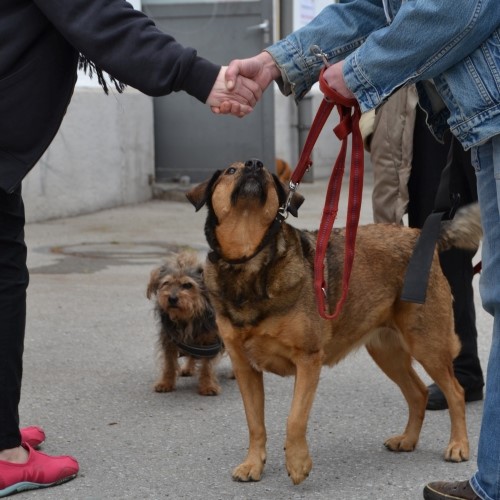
[{"left": 207, "top": 51, "right": 354, "bottom": 118}]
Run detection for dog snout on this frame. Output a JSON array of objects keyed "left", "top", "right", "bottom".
[
  {"left": 168, "top": 295, "right": 179, "bottom": 307},
  {"left": 244, "top": 158, "right": 264, "bottom": 174}
]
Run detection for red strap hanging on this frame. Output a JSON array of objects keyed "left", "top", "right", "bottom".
[{"left": 289, "top": 68, "right": 364, "bottom": 320}]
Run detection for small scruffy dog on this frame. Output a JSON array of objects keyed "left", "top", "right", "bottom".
[{"left": 147, "top": 251, "right": 223, "bottom": 396}]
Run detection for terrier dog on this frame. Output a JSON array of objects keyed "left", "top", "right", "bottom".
[
  {"left": 186, "top": 160, "right": 482, "bottom": 484},
  {"left": 146, "top": 251, "right": 223, "bottom": 396}
]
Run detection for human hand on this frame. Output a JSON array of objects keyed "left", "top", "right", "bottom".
[
  {"left": 207, "top": 67, "right": 262, "bottom": 117},
  {"left": 214, "top": 52, "right": 280, "bottom": 115},
  {"left": 322, "top": 61, "right": 355, "bottom": 100},
  {"left": 226, "top": 51, "right": 280, "bottom": 92}
]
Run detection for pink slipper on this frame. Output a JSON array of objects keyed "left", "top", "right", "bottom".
[
  {"left": 20, "top": 426, "right": 46, "bottom": 449},
  {"left": 0, "top": 443, "right": 78, "bottom": 498}
]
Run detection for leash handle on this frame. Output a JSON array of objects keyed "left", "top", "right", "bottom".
[
  {"left": 314, "top": 104, "right": 364, "bottom": 320},
  {"left": 289, "top": 67, "right": 364, "bottom": 320}
]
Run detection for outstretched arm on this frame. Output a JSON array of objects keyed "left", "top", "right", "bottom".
[{"left": 33, "top": 0, "right": 260, "bottom": 118}]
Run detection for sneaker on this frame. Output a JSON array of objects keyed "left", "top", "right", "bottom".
[
  {"left": 423, "top": 480, "right": 480, "bottom": 499},
  {"left": 20, "top": 426, "right": 46, "bottom": 449},
  {"left": 426, "top": 383, "right": 483, "bottom": 411},
  {"left": 0, "top": 444, "right": 78, "bottom": 498}
]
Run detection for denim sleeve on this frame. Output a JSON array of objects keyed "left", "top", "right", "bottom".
[
  {"left": 266, "top": 0, "right": 387, "bottom": 102},
  {"left": 343, "top": 0, "right": 500, "bottom": 112}
]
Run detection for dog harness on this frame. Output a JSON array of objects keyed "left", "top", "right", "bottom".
[{"left": 172, "top": 338, "right": 223, "bottom": 359}]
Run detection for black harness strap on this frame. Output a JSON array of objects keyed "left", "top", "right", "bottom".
[
  {"left": 400, "top": 211, "right": 448, "bottom": 303},
  {"left": 401, "top": 142, "right": 461, "bottom": 303},
  {"left": 173, "top": 337, "right": 223, "bottom": 359}
]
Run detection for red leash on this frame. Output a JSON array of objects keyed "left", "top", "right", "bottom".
[{"left": 287, "top": 68, "right": 364, "bottom": 320}]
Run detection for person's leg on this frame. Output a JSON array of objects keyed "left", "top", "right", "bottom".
[
  {"left": 440, "top": 248, "right": 483, "bottom": 390},
  {"left": 469, "top": 135, "right": 500, "bottom": 500},
  {"left": 443, "top": 143, "right": 482, "bottom": 391},
  {"left": 0, "top": 187, "right": 79, "bottom": 497},
  {"left": 0, "top": 186, "right": 28, "bottom": 453},
  {"left": 409, "top": 109, "right": 482, "bottom": 410},
  {"left": 424, "top": 135, "right": 500, "bottom": 500}
]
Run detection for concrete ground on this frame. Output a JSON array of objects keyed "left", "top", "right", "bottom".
[{"left": 19, "top": 172, "right": 492, "bottom": 500}]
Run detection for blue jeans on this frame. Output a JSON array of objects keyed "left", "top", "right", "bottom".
[{"left": 470, "top": 135, "right": 500, "bottom": 500}]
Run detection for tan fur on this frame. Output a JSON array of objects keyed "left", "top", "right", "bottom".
[
  {"left": 147, "top": 251, "right": 223, "bottom": 396},
  {"left": 187, "top": 162, "right": 478, "bottom": 484},
  {"left": 439, "top": 202, "right": 482, "bottom": 252},
  {"left": 275, "top": 157, "right": 292, "bottom": 184}
]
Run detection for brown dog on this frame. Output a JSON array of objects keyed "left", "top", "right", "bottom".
[
  {"left": 186, "top": 160, "right": 481, "bottom": 484},
  {"left": 147, "top": 251, "right": 223, "bottom": 396}
]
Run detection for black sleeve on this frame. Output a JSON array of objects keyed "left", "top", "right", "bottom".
[{"left": 33, "top": 0, "right": 220, "bottom": 102}]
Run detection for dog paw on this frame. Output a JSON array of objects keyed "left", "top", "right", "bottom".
[
  {"left": 198, "top": 384, "right": 221, "bottom": 396},
  {"left": 232, "top": 461, "right": 264, "bottom": 482},
  {"left": 154, "top": 381, "right": 176, "bottom": 393},
  {"left": 384, "top": 434, "right": 416, "bottom": 452},
  {"left": 444, "top": 440, "right": 469, "bottom": 462},
  {"left": 285, "top": 448, "right": 312, "bottom": 485}
]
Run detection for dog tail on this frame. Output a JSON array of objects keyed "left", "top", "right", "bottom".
[{"left": 438, "top": 202, "right": 482, "bottom": 252}]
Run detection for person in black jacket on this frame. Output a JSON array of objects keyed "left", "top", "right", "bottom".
[{"left": 0, "top": 0, "right": 259, "bottom": 495}]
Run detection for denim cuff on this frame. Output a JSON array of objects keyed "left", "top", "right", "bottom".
[
  {"left": 471, "top": 473, "right": 494, "bottom": 500},
  {"left": 266, "top": 39, "right": 324, "bottom": 104},
  {"left": 343, "top": 52, "right": 381, "bottom": 113}
]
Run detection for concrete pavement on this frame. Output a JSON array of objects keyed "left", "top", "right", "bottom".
[{"left": 19, "top": 171, "right": 492, "bottom": 500}]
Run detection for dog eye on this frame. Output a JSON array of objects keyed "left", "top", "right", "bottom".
[
  {"left": 182, "top": 282, "right": 193, "bottom": 290},
  {"left": 225, "top": 167, "right": 236, "bottom": 175}
]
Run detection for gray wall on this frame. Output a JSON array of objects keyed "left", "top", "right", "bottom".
[{"left": 23, "top": 87, "right": 155, "bottom": 223}]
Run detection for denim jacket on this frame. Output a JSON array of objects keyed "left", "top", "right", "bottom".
[{"left": 267, "top": 0, "right": 500, "bottom": 149}]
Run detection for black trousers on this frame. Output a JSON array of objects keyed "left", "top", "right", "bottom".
[
  {"left": 409, "top": 107, "right": 483, "bottom": 388},
  {"left": 0, "top": 185, "right": 28, "bottom": 451}
]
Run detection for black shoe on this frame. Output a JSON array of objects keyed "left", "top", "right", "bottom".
[
  {"left": 426, "top": 383, "right": 483, "bottom": 411},
  {"left": 423, "top": 480, "right": 480, "bottom": 499}
]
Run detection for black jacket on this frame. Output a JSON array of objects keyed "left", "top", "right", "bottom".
[{"left": 0, "top": 0, "right": 220, "bottom": 193}]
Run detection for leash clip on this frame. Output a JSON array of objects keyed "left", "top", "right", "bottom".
[
  {"left": 279, "top": 180, "right": 298, "bottom": 219},
  {"left": 311, "top": 45, "right": 330, "bottom": 67}
]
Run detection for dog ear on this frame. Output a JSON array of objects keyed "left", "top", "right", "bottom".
[
  {"left": 146, "top": 267, "right": 161, "bottom": 299},
  {"left": 185, "top": 170, "right": 223, "bottom": 211},
  {"left": 287, "top": 191, "right": 305, "bottom": 217},
  {"left": 272, "top": 173, "right": 304, "bottom": 217}
]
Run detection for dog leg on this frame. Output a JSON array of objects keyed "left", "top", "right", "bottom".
[
  {"left": 366, "top": 332, "right": 427, "bottom": 453},
  {"left": 419, "top": 362, "right": 469, "bottom": 462},
  {"left": 197, "top": 357, "right": 221, "bottom": 396},
  {"left": 180, "top": 356, "right": 196, "bottom": 377},
  {"left": 405, "top": 311, "right": 470, "bottom": 463},
  {"left": 227, "top": 347, "right": 267, "bottom": 482},
  {"left": 284, "top": 352, "right": 322, "bottom": 485},
  {"left": 154, "top": 345, "right": 179, "bottom": 393}
]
